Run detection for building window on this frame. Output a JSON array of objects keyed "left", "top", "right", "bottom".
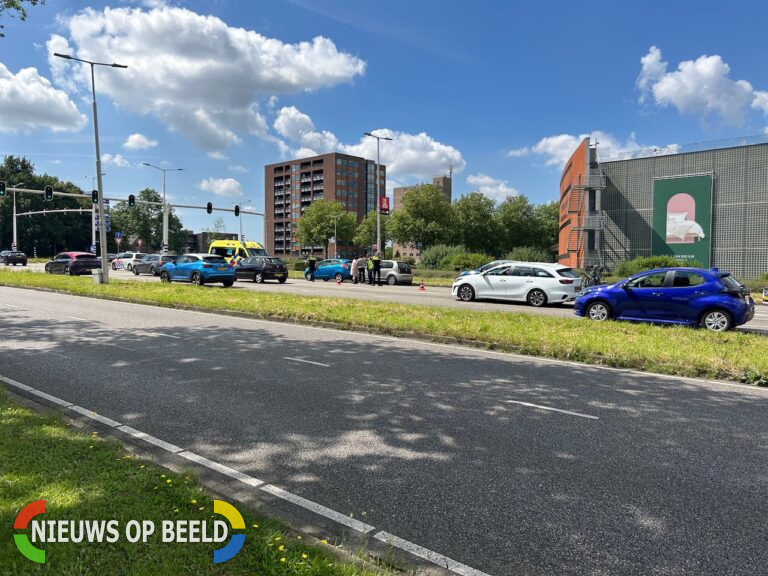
[
  {"left": 588, "top": 189, "right": 596, "bottom": 212},
  {"left": 587, "top": 230, "right": 596, "bottom": 250}
]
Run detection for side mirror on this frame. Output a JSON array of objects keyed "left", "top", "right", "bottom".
[{"left": 621, "top": 282, "right": 630, "bottom": 289}]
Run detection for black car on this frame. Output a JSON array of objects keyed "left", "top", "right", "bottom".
[
  {"left": 235, "top": 256, "right": 288, "bottom": 283},
  {"left": 1, "top": 250, "right": 28, "bottom": 266},
  {"left": 44, "top": 252, "right": 101, "bottom": 275},
  {"left": 133, "top": 254, "right": 177, "bottom": 276}
]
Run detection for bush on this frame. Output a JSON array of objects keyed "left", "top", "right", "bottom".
[
  {"left": 615, "top": 256, "right": 703, "bottom": 277},
  {"left": 283, "top": 258, "right": 308, "bottom": 271},
  {"left": 419, "top": 244, "right": 465, "bottom": 269},
  {"left": 447, "top": 252, "right": 490, "bottom": 271},
  {"left": 506, "top": 246, "right": 550, "bottom": 262}
]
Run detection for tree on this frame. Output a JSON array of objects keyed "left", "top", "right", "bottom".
[
  {"left": 203, "top": 217, "right": 227, "bottom": 242},
  {"left": 353, "top": 211, "right": 389, "bottom": 252},
  {"left": 495, "top": 195, "right": 537, "bottom": 253},
  {"left": 110, "top": 188, "right": 186, "bottom": 253},
  {"left": 388, "top": 184, "right": 454, "bottom": 250},
  {"left": 294, "top": 200, "right": 356, "bottom": 257},
  {"left": 452, "top": 191, "right": 502, "bottom": 256},
  {"left": 533, "top": 200, "right": 560, "bottom": 257},
  {"left": 1, "top": 0, "right": 44, "bottom": 38},
  {"left": 0, "top": 155, "right": 92, "bottom": 256}
]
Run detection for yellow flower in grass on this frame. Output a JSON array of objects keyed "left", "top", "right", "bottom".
[
  {"left": 320, "top": 539, "right": 328, "bottom": 545},
  {"left": 301, "top": 553, "right": 308, "bottom": 559},
  {"left": 252, "top": 523, "right": 259, "bottom": 528},
  {"left": 278, "top": 545, "right": 285, "bottom": 551},
  {"left": 280, "top": 558, "right": 286, "bottom": 563},
  {"left": 191, "top": 499, "right": 197, "bottom": 504},
  {"left": 296, "top": 535, "right": 301, "bottom": 540},
  {"left": 198, "top": 506, "right": 205, "bottom": 511}
]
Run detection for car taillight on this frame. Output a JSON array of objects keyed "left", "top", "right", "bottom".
[
  {"left": 559, "top": 279, "right": 574, "bottom": 284},
  {"left": 342, "top": 264, "right": 348, "bottom": 269},
  {"left": 203, "top": 264, "right": 213, "bottom": 269}
]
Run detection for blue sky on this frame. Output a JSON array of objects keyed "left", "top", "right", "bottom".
[{"left": 2, "top": 0, "right": 768, "bottom": 242}]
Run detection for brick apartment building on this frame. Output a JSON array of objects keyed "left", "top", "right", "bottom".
[{"left": 265, "top": 153, "right": 386, "bottom": 257}]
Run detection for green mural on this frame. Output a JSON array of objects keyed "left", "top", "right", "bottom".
[{"left": 652, "top": 175, "right": 712, "bottom": 266}]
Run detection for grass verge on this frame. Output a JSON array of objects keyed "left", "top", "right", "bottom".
[
  {"left": 0, "top": 269, "right": 766, "bottom": 385},
  {"left": 0, "top": 390, "right": 390, "bottom": 575}
]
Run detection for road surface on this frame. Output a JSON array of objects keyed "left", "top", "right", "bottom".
[{"left": 1, "top": 286, "right": 767, "bottom": 575}]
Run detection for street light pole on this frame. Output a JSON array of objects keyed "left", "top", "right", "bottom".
[
  {"left": 364, "top": 132, "right": 392, "bottom": 256},
  {"left": 142, "top": 162, "right": 184, "bottom": 254},
  {"left": 12, "top": 182, "right": 23, "bottom": 249},
  {"left": 54, "top": 52, "right": 127, "bottom": 283},
  {"left": 329, "top": 213, "right": 341, "bottom": 258},
  {"left": 239, "top": 200, "right": 252, "bottom": 242},
  {"left": 84, "top": 174, "right": 105, "bottom": 251}
]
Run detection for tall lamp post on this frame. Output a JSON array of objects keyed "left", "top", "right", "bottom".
[
  {"left": 329, "top": 213, "right": 342, "bottom": 258},
  {"left": 54, "top": 52, "right": 127, "bottom": 283},
  {"left": 142, "top": 162, "right": 184, "bottom": 255},
  {"left": 238, "top": 199, "right": 252, "bottom": 242},
  {"left": 12, "top": 182, "right": 24, "bottom": 250},
  {"left": 363, "top": 132, "right": 391, "bottom": 255}
]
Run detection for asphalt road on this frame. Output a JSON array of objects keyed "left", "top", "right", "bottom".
[
  {"left": 2, "top": 286, "right": 767, "bottom": 575},
  {"left": 10, "top": 264, "right": 768, "bottom": 331}
]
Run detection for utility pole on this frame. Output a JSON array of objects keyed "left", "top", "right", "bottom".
[
  {"left": 142, "top": 163, "right": 184, "bottom": 254},
  {"left": 12, "top": 182, "right": 23, "bottom": 249},
  {"left": 364, "top": 132, "right": 391, "bottom": 256}
]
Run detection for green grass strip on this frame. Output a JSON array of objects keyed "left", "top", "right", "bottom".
[
  {"left": 0, "top": 390, "right": 391, "bottom": 575},
  {"left": 1, "top": 269, "right": 766, "bottom": 385}
]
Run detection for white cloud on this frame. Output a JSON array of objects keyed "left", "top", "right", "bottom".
[
  {"left": 506, "top": 146, "right": 530, "bottom": 158},
  {"left": 102, "top": 153, "right": 130, "bottom": 167},
  {"left": 229, "top": 164, "right": 249, "bottom": 173},
  {"left": 273, "top": 107, "right": 465, "bottom": 181},
  {"left": 123, "top": 133, "right": 158, "bottom": 150},
  {"left": 208, "top": 151, "right": 228, "bottom": 160},
  {"left": 751, "top": 91, "right": 768, "bottom": 116},
  {"left": 198, "top": 177, "right": 243, "bottom": 197},
  {"left": 466, "top": 173, "right": 518, "bottom": 201},
  {"left": 636, "top": 46, "right": 754, "bottom": 125},
  {"left": 49, "top": 5, "right": 366, "bottom": 151},
  {"left": 0, "top": 63, "right": 86, "bottom": 133}
]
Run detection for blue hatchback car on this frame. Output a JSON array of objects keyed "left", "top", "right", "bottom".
[
  {"left": 304, "top": 259, "right": 353, "bottom": 282},
  {"left": 159, "top": 253, "right": 235, "bottom": 287},
  {"left": 574, "top": 267, "right": 755, "bottom": 331}
]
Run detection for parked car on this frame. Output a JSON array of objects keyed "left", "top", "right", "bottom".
[
  {"left": 107, "top": 253, "right": 117, "bottom": 262},
  {"left": 452, "top": 262, "right": 582, "bottom": 306},
  {"left": 44, "top": 252, "right": 101, "bottom": 275},
  {"left": 458, "top": 259, "right": 516, "bottom": 277},
  {"left": 380, "top": 260, "right": 414, "bottom": 285},
  {"left": 133, "top": 254, "right": 177, "bottom": 276},
  {"left": 304, "top": 259, "right": 353, "bottom": 282},
  {"left": 235, "top": 256, "right": 288, "bottom": 283},
  {"left": 159, "top": 253, "right": 235, "bottom": 287},
  {"left": 574, "top": 267, "right": 755, "bottom": 332},
  {"left": 111, "top": 252, "right": 147, "bottom": 271},
  {"left": 1, "top": 250, "right": 28, "bottom": 266}
]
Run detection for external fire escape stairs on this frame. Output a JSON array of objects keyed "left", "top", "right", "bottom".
[{"left": 565, "top": 156, "right": 607, "bottom": 267}]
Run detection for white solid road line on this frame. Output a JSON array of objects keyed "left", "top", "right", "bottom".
[
  {"left": 506, "top": 400, "right": 599, "bottom": 420},
  {"left": 374, "top": 531, "right": 493, "bottom": 576},
  {"left": 2, "top": 303, "right": 20, "bottom": 308},
  {"left": 0, "top": 371, "right": 490, "bottom": 576},
  {"left": 145, "top": 332, "right": 182, "bottom": 339},
  {"left": 65, "top": 315, "right": 89, "bottom": 321},
  {"left": 284, "top": 356, "right": 331, "bottom": 368},
  {"left": 260, "top": 484, "right": 375, "bottom": 534}
]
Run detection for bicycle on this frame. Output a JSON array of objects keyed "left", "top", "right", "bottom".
[{"left": 582, "top": 265, "right": 606, "bottom": 288}]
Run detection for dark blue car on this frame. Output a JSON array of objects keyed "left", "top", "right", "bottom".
[
  {"left": 574, "top": 267, "right": 754, "bottom": 332},
  {"left": 303, "top": 259, "right": 353, "bottom": 282}
]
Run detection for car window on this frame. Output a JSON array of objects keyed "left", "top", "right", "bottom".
[
  {"left": 203, "top": 256, "right": 227, "bottom": 264},
  {"left": 75, "top": 254, "right": 96, "bottom": 260},
  {"left": 627, "top": 271, "right": 667, "bottom": 288},
  {"left": 557, "top": 268, "right": 579, "bottom": 278},
  {"left": 54, "top": 253, "right": 66, "bottom": 260},
  {"left": 533, "top": 267, "right": 554, "bottom": 278},
  {"left": 188, "top": 256, "right": 200, "bottom": 262},
  {"left": 268, "top": 258, "right": 285, "bottom": 265},
  {"left": 318, "top": 260, "right": 331, "bottom": 267},
  {"left": 511, "top": 266, "right": 534, "bottom": 277},
  {"left": 672, "top": 271, "right": 706, "bottom": 287},
  {"left": 487, "top": 265, "right": 511, "bottom": 276},
  {"left": 720, "top": 274, "right": 744, "bottom": 291},
  {"left": 381, "top": 261, "right": 394, "bottom": 269},
  {"left": 162, "top": 256, "right": 176, "bottom": 262}
]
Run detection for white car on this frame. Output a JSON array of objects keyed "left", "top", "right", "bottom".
[
  {"left": 451, "top": 262, "right": 582, "bottom": 307},
  {"left": 111, "top": 252, "right": 147, "bottom": 271}
]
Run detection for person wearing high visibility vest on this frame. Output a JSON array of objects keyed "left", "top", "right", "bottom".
[
  {"left": 366, "top": 256, "right": 374, "bottom": 285},
  {"left": 370, "top": 252, "right": 382, "bottom": 286},
  {"left": 307, "top": 254, "right": 317, "bottom": 281}
]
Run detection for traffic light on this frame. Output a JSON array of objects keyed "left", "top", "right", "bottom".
[
  {"left": 234, "top": 205, "right": 240, "bottom": 217},
  {"left": 206, "top": 202, "right": 213, "bottom": 214},
  {"left": 45, "top": 185, "right": 54, "bottom": 202},
  {"left": 0, "top": 181, "right": 5, "bottom": 197},
  {"left": 91, "top": 189, "right": 98, "bottom": 204},
  {"left": 128, "top": 194, "right": 136, "bottom": 207}
]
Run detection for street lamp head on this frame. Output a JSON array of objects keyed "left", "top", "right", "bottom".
[
  {"left": 13, "top": 182, "right": 24, "bottom": 187},
  {"left": 53, "top": 52, "right": 72, "bottom": 60},
  {"left": 111, "top": 63, "right": 128, "bottom": 68}
]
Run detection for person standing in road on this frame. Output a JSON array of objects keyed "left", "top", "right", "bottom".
[
  {"left": 358, "top": 256, "right": 367, "bottom": 284},
  {"left": 351, "top": 257, "right": 359, "bottom": 284},
  {"left": 366, "top": 256, "right": 374, "bottom": 285},
  {"left": 307, "top": 254, "right": 317, "bottom": 282},
  {"left": 371, "top": 252, "right": 382, "bottom": 286}
]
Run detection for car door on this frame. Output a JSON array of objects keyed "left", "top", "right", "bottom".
[
  {"left": 621, "top": 271, "right": 671, "bottom": 319},
  {"left": 506, "top": 265, "right": 536, "bottom": 300},
  {"left": 665, "top": 270, "right": 710, "bottom": 321},
  {"left": 314, "top": 260, "right": 331, "bottom": 280},
  {"left": 50, "top": 253, "right": 65, "bottom": 273},
  {"left": 475, "top": 265, "right": 514, "bottom": 298},
  {"left": 168, "top": 255, "right": 188, "bottom": 279}
]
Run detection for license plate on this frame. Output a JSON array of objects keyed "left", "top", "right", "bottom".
[
  {"left": 276, "top": 273, "right": 285, "bottom": 277},
  {"left": 218, "top": 266, "right": 228, "bottom": 271}
]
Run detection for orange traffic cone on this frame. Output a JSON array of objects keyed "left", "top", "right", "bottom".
[{"left": 418, "top": 279, "right": 426, "bottom": 292}]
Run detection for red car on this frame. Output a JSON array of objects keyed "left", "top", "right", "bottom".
[{"left": 44, "top": 252, "right": 101, "bottom": 275}]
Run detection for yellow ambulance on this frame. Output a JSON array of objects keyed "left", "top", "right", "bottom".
[{"left": 208, "top": 240, "right": 268, "bottom": 265}]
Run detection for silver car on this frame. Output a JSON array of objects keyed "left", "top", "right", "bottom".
[{"left": 381, "top": 260, "right": 414, "bottom": 285}]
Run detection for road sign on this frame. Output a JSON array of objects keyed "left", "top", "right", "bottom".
[{"left": 114, "top": 231, "right": 123, "bottom": 239}]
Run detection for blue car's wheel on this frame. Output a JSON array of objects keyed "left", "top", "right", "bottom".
[
  {"left": 160, "top": 271, "right": 171, "bottom": 283},
  {"left": 586, "top": 301, "right": 611, "bottom": 321},
  {"left": 191, "top": 272, "right": 203, "bottom": 286},
  {"left": 700, "top": 309, "right": 732, "bottom": 332}
]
